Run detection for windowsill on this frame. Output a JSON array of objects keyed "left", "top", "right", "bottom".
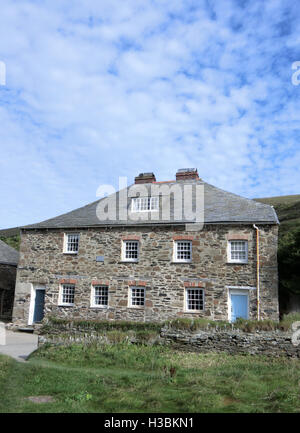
[
  {"left": 119, "top": 260, "right": 139, "bottom": 263},
  {"left": 227, "top": 261, "right": 248, "bottom": 265},
  {"left": 58, "top": 304, "right": 74, "bottom": 307},
  {"left": 127, "top": 306, "right": 145, "bottom": 309},
  {"left": 63, "top": 252, "right": 78, "bottom": 255},
  {"left": 172, "top": 261, "right": 192, "bottom": 264},
  {"left": 183, "top": 310, "right": 205, "bottom": 314},
  {"left": 90, "top": 305, "right": 109, "bottom": 309},
  {"left": 130, "top": 210, "right": 159, "bottom": 213}
]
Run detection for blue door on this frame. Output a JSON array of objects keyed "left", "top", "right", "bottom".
[
  {"left": 33, "top": 290, "right": 45, "bottom": 323},
  {"left": 231, "top": 294, "right": 248, "bottom": 322}
]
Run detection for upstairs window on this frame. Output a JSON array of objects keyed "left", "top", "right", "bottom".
[
  {"left": 122, "top": 240, "right": 139, "bottom": 262},
  {"left": 186, "top": 288, "right": 204, "bottom": 311},
  {"left": 228, "top": 240, "right": 248, "bottom": 264},
  {"left": 91, "top": 286, "right": 108, "bottom": 308},
  {"left": 174, "top": 241, "right": 192, "bottom": 263},
  {"left": 130, "top": 287, "right": 145, "bottom": 307},
  {"left": 64, "top": 233, "right": 79, "bottom": 254},
  {"left": 131, "top": 197, "right": 159, "bottom": 212},
  {"left": 59, "top": 284, "right": 75, "bottom": 306}
]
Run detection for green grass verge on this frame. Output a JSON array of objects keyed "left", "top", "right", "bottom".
[{"left": 1, "top": 344, "right": 300, "bottom": 413}]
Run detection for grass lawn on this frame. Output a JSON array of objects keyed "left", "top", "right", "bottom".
[{"left": 1, "top": 344, "right": 300, "bottom": 413}]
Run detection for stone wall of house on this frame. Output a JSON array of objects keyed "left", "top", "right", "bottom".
[
  {"left": 0, "top": 263, "right": 17, "bottom": 319},
  {"left": 12, "top": 223, "right": 279, "bottom": 326}
]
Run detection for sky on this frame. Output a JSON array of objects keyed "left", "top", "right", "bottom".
[{"left": 0, "top": 0, "right": 300, "bottom": 229}]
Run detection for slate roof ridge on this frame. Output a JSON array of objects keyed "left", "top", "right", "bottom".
[{"left": 0, "top": 239, "right": 19, "bottom": 265}]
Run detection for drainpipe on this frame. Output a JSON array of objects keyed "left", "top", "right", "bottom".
[{"left": 253, "top": 224, "right": 260, "bottom": 321}]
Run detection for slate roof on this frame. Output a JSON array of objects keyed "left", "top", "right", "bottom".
[
  {"left": 22, "top": 179, "right": 279, "bottom": 230},
  {"left": 0, "top": 239, "right": 19, "bottom": 265}
]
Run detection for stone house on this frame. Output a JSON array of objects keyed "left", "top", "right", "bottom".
[
  {"left": 12, "top": 168, "right": 279, "bottom": 327},
  {"left": 0, "top": 239, "right": 19, "bottom": 320}
]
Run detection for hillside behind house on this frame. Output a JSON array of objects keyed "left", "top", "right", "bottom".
[
  {"left": 254, "top": 194, "right": 300, "bottom": 315},
  {"left": 254, "top": 194, "right": 300, "bottom": 233}
]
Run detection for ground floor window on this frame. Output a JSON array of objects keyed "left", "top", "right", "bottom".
[
  {"left": 91, "top": 285, "right": 108, "bottom": 307},
  {"left": 59, "top": 284, "right": 75, "bottom": 306},
  {"left": 130, "top": 287, "right": 145, "bottom": 307},
  {"left": 186, "top": 288, "right": 204, "bottom": 311}
]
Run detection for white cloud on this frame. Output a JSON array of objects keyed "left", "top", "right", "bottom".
[{"left": 0, "top": 0, "right": 299, "bottom": 228}]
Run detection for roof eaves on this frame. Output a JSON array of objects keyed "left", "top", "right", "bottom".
[{"left": 0, "top": 261, "right": 18, "bottom": 266}]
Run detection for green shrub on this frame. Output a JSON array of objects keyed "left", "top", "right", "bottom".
[
  {"left": 165, "top": 317, "right": 230, "bottom": 331},
  {"left": 43, "top": 317, "right": 162, "bottom": 333},
  {"left": 106, "top": 331, "right": 129, "bottom": 344},
  {"left": 234, "top": 318, "right": 278, "bottom": 332}
]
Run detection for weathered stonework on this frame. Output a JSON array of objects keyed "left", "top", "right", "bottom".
[
  {"left": 161, "top": 328, "right": 300, "bottom": 358},
  {"left": 12, "top": 223, "right": 279, "bottom": 326},
  {"left": 37, "top": 328, "right": 300, "bottom": 359}
]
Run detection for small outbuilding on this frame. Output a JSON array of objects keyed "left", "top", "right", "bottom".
[{"left": 0, "top": 239, "right": 19, "bottom": 320}]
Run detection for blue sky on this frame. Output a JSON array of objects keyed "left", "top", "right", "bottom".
[{"left": 0, "top": 0, "right": 300, "bottom": 229}]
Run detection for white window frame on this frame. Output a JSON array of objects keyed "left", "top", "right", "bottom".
[
  {"left": 90, "top": 285, "right": 109, "bottom": 308},
  {"left": 131, "top": 197, "right": 159, "bottom": 212},
  {"left": 173, "top": 240, "right": 192, "bottom": 263},
  {"left": 128, "top": 287, "right": 145, "bottom": 308},
  {"left": 122, "top": 240, "right": 139, "bottom": 262},
  {"left": 63, "top": 233, "right": 80, "bottom": 254},
  {"left": 58, "top": 284, "right": 75, "bottom": 306},
  {"left": 227, "top": 240, "right": 248, "bottom": 264},
  {"left": 185, "top": 288, "right": 205, "bottom": 312}
]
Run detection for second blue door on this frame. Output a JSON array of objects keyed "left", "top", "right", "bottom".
[{"left": 231, "top": 294, "right": 248, "bottom": 322}]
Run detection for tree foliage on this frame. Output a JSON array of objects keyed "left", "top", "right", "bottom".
[
  {"left": 0, "top": 235, "right": 21, "bottom": 251},
  {"left": 278, "top": 227, "right": 300, "bottom": 295}
]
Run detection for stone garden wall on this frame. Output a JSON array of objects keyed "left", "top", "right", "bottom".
[
  {"left": 36, "top": 322, "right": 300, "bottom": 358},
  {"left": 160, "top": 327, "right": 300, "bottom": 358}
]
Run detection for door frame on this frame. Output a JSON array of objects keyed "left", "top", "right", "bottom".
[
  {"left": 228, "top": 288, "right": 250, "bottom": 323},
  {"left": 28, "top": 285, "right": 46, "bottom": 325}
]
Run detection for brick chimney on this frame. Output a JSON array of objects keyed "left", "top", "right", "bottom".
[
  {"left": 176, "top": 168, "right": 199, "bottom": 181},
  {"left": 134, "top": 172, "right": 156, "bottom": 184}
]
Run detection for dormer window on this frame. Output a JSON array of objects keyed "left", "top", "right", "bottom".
[{"left": 131, "top": 197, "right": 159, "bottom": 212}]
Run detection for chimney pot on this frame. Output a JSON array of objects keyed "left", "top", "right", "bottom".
[
  {"left": 176, "top": 168, "right": 199, "bottom": 181},
  {"left": 134, "top": 172, "right": 156, "bottom": 184}
]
